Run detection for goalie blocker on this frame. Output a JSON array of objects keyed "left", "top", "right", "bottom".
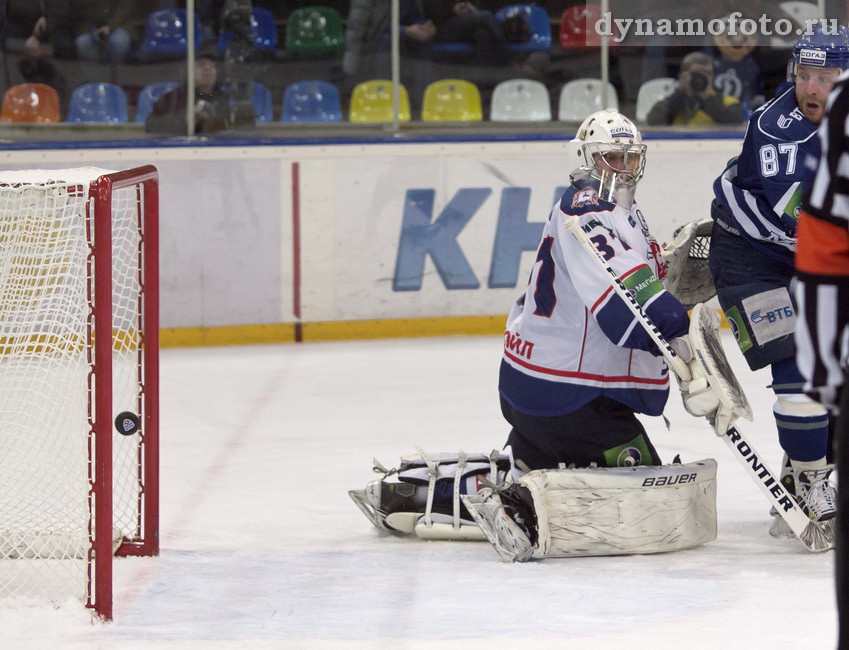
[{"left": 464, "top": 459, "right": 718, "bottom": 561}]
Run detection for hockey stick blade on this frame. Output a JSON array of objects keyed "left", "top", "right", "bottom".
[
  {"left": 720, "top": 426, "right": 833, "bottom": 552},
  {"left": 564, "top": 216, "right": 832, "bottom": 552}
]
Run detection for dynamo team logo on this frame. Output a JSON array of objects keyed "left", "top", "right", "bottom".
[
  {"left": 617, "top": 447, "right": 642, "bottom": 467},
  {"left": 728, "top": 317, "right": 741, "bottom": 342}
]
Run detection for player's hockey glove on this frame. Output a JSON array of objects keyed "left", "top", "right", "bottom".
[{"left": 670, "top": 336, "right": 721, "bottom": 419}]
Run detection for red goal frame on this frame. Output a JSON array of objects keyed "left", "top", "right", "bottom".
[{"left": 90, "top": 165, "right": 160, "bottom": 620}]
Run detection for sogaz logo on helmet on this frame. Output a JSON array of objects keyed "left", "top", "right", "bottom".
[
  {"left": 609, "top": 128, "right": 634, "bottom": 138},
  {"left": 799, "top": 48, "right": 827, "bottom": 66}
]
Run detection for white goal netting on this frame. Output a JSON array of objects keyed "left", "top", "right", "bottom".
[{"left": 0, "top": 167, "right": 154, "bottom": 611}]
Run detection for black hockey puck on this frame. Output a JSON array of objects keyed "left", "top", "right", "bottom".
[{"left": 115, "top": 411, "right": 141, "bottom": 436}]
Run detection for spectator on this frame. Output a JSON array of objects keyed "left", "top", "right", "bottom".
[
  {"left": 3, "top": 1, "right": 50, "bottom": 55},
  {"left": 69, "top": 1, "right": 134, "bottom": 66},
  {"left": 18, "top": 54, "right": 67, "bottom": 107},
  {"left": 646, "top": 52, "right": 743, "bottom": 126},
  {"left": 403, "top": 1, "right": 511, "bottom": 66},
  {"left": 341, "top": 0, "right": 392, "bottom": 79},
  {"left": 145, "top": 46, "right": 246, "bottom": 135},
  {"left": 709, "top": 18, "right": 765, "bottom": 114},
  {"left": 218, "top": 0, "right": 256, "bottom": 127}
]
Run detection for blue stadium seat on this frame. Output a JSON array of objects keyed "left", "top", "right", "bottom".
[
  {"left": 281, "top": 81, "right": 341, "bottom": 122},
  {"left": 217, "top": 7, "right": 278, "bottom": 53},
  {"left": 67, "top": 83, "right": 128, "bottom": 123},
  {"left": 249, "top": 82, "right": 273, "bottom": 122},
  {"left": 496, "top": 4, "right": 553, "bottom": 52},
  {"left": 138, "top": 9, "right": 202, "bottom": 59},
  {"left": 135, "top": 81, "right": 181, "bottom": 123}
]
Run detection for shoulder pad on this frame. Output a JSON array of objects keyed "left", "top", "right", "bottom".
[
  {"left": 755, "top": 87, "right": 817, "bottom": 142},
  {"left": 560, "top": 183, "right": 614, "bottom": 216}
]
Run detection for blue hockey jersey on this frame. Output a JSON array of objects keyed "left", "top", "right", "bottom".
[
  {"left": 712, "top": 85, "right": 819, "bottom": 266},
  {"left": 499, "top": 181, "right": 690, "bottom": 418}
]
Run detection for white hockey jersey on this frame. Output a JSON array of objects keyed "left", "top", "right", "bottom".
[{"left": 499, "top": 181, "right": 690, "bottom": 418}]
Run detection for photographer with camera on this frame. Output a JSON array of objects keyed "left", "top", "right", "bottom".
[
  {"left": 145, "top": 44, "right": 250, "bottom": 135},
  {"left": 646, "top": 51, "right": 743, "bottom": 126}
]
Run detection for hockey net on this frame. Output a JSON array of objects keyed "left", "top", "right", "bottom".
[{"left": 0, "top": 166, "right": 159, "bottom": 620}]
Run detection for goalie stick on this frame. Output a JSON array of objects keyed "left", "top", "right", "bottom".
[{"left": 563, "top": 215, "right": 833, "bottom": 552}]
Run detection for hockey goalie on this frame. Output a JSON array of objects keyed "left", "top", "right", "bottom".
[{"left": 350, "top": 110, "right": 736, "bottom": 560}]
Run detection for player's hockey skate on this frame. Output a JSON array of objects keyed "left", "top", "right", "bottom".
[
  {"left": 797, "top": 466, "right": 837, "bottom": 522},
  {"left": 461, "top": 488, "right": 535, "bottom": 562}
]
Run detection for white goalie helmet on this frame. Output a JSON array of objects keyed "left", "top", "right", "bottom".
[{"left": 568, "top": 108, "right": 647, "bottom": 209}]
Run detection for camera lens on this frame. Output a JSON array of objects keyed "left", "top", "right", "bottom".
[{"left": 690, "top": 72, "right": 709, "bottom": 92}]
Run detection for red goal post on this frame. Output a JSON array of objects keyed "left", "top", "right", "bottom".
[{"left": 0, "top": 166, "right": 159, "bottom": 621}]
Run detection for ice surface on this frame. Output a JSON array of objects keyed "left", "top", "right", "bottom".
[{"left": 0, "top": 333, "right": 838, "bottom": 649}]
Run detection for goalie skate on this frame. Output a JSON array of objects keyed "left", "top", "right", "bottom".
[
  {"left": 350, "top": 449, "right": 510, "bottom": 540},
  {"left": 462, "top": 489, "right": 535, "bottom": 563},
  {"left": 348, "top": 479, "right": 419, "bottom": 535},
  {"left": 689, "top": 302, "right": 753, "bottom": 434}
]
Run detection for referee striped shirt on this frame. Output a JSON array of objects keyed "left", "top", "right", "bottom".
[{"left": 796, "top": 70, "right": 849, "bottom": 411}]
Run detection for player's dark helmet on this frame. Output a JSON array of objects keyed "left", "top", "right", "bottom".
[{"left": 788, "top": 23, "right": 849, "bottom": 80}]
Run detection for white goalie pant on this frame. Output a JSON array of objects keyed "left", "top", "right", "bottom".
[{"left": 522, "top": 459, "right": 718, "bottom": 557}]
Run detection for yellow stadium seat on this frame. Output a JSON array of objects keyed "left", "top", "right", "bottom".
[
  {"left": 422, "top": 79, "right": 482, "bottom": 122},
  {"left": 348, "top": 80, "right": 410, "bottom": 123}
]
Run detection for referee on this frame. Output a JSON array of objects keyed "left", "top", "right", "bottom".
[{"left": 796, "top": 69, "right": 849, "bottom": 649}]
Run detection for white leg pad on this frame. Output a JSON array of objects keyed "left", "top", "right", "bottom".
[{"left": 521, "top": 459, "right": 718, "bottom": 557}]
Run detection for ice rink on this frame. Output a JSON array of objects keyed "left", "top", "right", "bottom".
[{"left": 0, "top": 332, "right": 839, "bottom": 649}]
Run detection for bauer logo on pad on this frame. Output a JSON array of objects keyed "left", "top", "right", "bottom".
[{"left": 799, "top": 48, "right": 827, "bottom": 66}]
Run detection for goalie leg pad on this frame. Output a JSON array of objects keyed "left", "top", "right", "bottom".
[{"left": 518, "top": 459, "right": 718, "bottom": 557}]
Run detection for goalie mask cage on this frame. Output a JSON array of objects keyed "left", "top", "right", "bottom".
[{"left": 0, "top": 166, "right": 159, "bottom": 621}]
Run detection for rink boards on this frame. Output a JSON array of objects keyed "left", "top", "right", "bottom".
[{"left": 0, "top": 136, "right": 742, "bottom": 345}]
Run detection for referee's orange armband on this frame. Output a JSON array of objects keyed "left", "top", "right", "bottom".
[{"left": 795, "top": 210, "right": 849, "bottom": 276}]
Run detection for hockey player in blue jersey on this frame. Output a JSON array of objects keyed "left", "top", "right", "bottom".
[
  {"left": 499, "top": 108, "right": 718, "bottom": 475},
  {"left": 709, "top": 24, "right": 849, "bottom": 533}
]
